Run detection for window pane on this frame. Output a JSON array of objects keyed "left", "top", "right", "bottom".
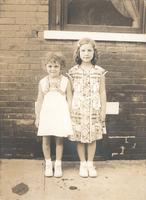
[{"left": 67, "top": 0, "right": 137, "bottom": 27}]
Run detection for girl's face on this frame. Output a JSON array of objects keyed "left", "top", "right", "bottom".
[
  {"left": 79, "top": 43, "right": 94, "bottom": 63},
  {"left": 46, "top": 61, "right": 61, "bottom": 78}
]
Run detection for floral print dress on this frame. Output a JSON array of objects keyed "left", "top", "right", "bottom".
[{"left": 68, "top": 65, "right": 107, "bottom": 143}]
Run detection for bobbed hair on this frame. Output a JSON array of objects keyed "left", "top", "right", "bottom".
[
  {"left": 41, "top": 52, "right": 66, "bottom": 71},
  {"left": 74, "top": 38, "right": 98, "bottom": 65}
]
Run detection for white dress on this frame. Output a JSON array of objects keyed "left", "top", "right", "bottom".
[{"left": 37, "top": 75, "right": 73, "bottom": 137}]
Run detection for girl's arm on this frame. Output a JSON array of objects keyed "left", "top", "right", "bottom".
[
  {"left": 99, "top": 74, "right": 107, "bottom": 122},
  {"left": 66, "top": 79, "right": 73, "bottom": 113},
  {"left": 35, "top": 83, "right": 44, "bottom": 128}
]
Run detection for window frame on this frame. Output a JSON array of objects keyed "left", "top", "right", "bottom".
[{"left": 49, "top": 0, "right": 146, "bottom": 34}]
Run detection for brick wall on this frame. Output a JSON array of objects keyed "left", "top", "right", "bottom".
[{"left": 0, "top": 0, "right": 146, "bottom": 160}]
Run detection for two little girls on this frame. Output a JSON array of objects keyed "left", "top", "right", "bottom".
[{"left": 35, "top": 38, "right": 107, "bottom": 178}]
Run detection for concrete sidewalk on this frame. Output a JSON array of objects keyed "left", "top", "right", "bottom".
[{"left": 1, "top": 159, "right": 146, "bottom": 200}]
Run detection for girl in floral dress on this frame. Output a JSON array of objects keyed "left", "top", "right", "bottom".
[
  {"left": 68, "top": 38, "right": 107, "bottom": 178},
  {"left": 35, "top": 53, "right": 73, "bottom": 178}
]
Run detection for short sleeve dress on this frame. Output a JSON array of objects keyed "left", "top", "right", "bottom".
[
  {"left": 37, "top": 75, "right": 73, "bottom": 137},
  {"left": 68, "top": 65, "right": 107, "bottom": 143}
]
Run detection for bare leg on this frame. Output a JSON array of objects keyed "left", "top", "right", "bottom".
[
  {"left": 87, "top": 141, "right": 97, "bottom": 177},
  {"left": 55, "top": 137, "right": 64, "bottom": 161},
  {"left": 77, "top": 142, "right": 88, "bottom": 177},
  {"left": 87, "top": 141, "right": 96, "bottom": 161},
  {"left": 54, "top": 137, "right": 64, "bottom": 177},
  {"left": 42, "top": 136, "right": 53, "bottom": 177},
  {"left": 42, "top": 136, "right": 51, "bottom": 160},
  {"left": 77, "top": 142, "right": 86, "bottom": 161}
]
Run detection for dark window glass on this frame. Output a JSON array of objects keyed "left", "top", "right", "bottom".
[
  {"left": 67, "top": 0, "right": 132, "bottom": 27},
  {"left": 49, "top": 0, "right": 146, "bottom": 33}
]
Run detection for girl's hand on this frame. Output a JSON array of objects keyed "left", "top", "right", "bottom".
[
  {"left": 35, "top": 118, "right": 39, "bottom": 128},
  {"left": 100, "top": 111, "right": 106, "bottom": 122}
]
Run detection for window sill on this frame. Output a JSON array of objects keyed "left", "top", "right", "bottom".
[{"left": 44, "top": 30, "right": 146, "bottom": 43}]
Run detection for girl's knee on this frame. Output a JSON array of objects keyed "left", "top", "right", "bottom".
[
  {"left": 56, "top": 137, "right": 63, "bottom": 145},
  {"left": 43, "top": 136, "right": 50, "bottom": 145}
]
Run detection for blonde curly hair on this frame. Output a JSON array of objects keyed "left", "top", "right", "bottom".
[{"left": 41, "top": 52, "right": 66, "bottom": 72}]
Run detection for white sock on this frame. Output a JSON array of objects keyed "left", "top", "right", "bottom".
[
  {"left": 87, "top": 161, "right": 93, "bottom": 167},
  {"left": 80, "top": 161, "right": 87, "bottom": 166},
  {"left": 45, "top": 159, "right": 52, "bottom": 165},
  {"left": 55, "top": 160, "right": 61, "bottom": 165}
]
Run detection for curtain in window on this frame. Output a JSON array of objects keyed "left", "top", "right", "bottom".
[{"left": 111, "top": 0, "right": 139, "bottom": 27}]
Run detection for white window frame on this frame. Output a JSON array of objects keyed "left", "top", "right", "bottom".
[{"left": 46, "top": 0, "right": 146, "bottom": 42}]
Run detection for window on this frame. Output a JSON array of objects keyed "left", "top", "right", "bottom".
[{"left": 49, "top": 0, "right": 146, "bottom": 33}]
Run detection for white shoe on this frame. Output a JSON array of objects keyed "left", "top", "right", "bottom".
[
  {"left": 87, "top": 161, "right": 97, "bottom": 178},
  {"left": 54, "top": 161, "right": 62, "bottom": 178},
  {"left": 44, "top": 161, "right": 53, "bottom": 177},
  {"left": 79, "top": 161, "right": 88, "bottom": 178}
]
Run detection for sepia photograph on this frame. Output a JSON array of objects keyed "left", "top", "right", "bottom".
[{"left": 1, "top": 0, "right": 146, "bottom": 200}]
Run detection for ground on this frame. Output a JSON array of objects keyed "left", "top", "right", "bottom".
[{"left": 1, "top": 159, "right": 146, "bottom": 200}]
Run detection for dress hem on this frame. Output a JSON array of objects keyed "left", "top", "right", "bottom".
[
  {"left": 37, "top": 134, "right": 73, "bottom": 137},
  {"left": 68, "top": 136, "right": 103, "bottom": 143}
]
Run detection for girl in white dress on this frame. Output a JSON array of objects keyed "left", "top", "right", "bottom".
[{"left": 35, "top": 53, "right": 73, "bottom": 178}]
